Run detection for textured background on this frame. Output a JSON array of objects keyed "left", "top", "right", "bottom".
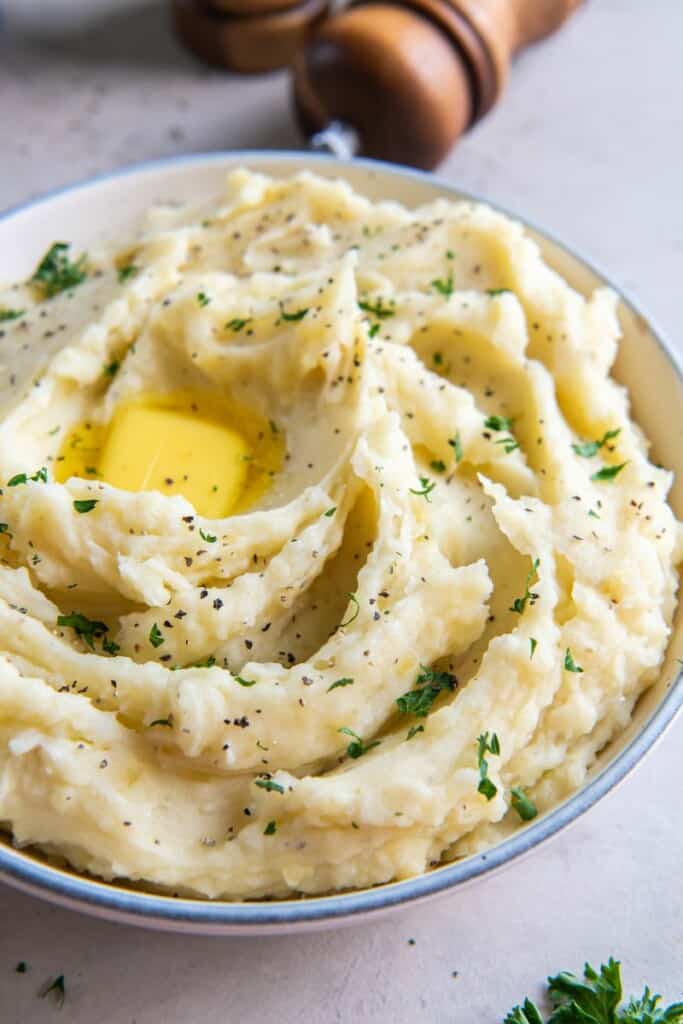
[{"left": 0, "top": 1, "right": 681, "bottom": 1021}]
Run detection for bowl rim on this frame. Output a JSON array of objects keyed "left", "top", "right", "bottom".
[{"left": 0, "top": 150, "right": 681, "bottom": 931}]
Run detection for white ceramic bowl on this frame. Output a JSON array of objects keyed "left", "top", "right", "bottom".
[{"left": 0, "top": 153, "right": 681, "bottom": 935}]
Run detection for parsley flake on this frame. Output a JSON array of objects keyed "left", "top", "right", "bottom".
[
  {"left": 486, "top": 288, "right": 512, "bottom": 297},
  {"left": 327, "top": 677, "right": 354, "bottom": 692},
  {"left": 358, "top": 298, "right": 395, "bottom": 319},
  {"left": 57, "top": 612, "right": 109, "bottom": 649},
  {"left": 40, "top": 974, "right": 66, "bottom": 1009},
  {"left": 431, "top": 275, "right": 454, "bottom": 298},
  {"left": 226, "top": 318, "right": 252, "bottom": 332},
  {"left": 448, "top": 433, "right": 464, "bottom": 463},
  {"left": 104, "top": 360, "right": 120, "bottom": 378},
  {"left": 0, "top": 308, "right": 25, "bottom": 322},
  {"left": 368, "top": 322, "right": 380, "bottom": 338},
  {"left": 0, "top": 523, "right": 8, "bottom": 534},
  {"left": 409, "top": 476, "right": 436, "bottom": 501},
  {"left": 32, "top": 242, "right": 86, "bottom": 298},
  {"left": 149, "top": 623, "right": 165, "bottom": 648},
  {"left": 254, "top": 778, "right": 284, "bottom": 794},
  {"left": 510, "top": 786, "right": 538, "bottom": 821},
  {"left": 323, "top": 506, "right": 337, "bottom": 517},
  {"left": 397, "top": 665, "right": 456, "bottom": 717},
  {"left": 117, "top": 264, "right": 139, "bottom": 283},
  {"left": 591, "top": 462, "right": 628, "bottom": 482},
  {"left": 564, "top": 648, "right": 584, "bottom": 673},
  {"left": 484, "top": 415, "right": 514, "bottom": 432},
  {"left": 199, "top": 528, "right": 217, "bottom": 543},
  {"left": 149, "top": 718, "right": 173, "bottom": 728},
  {"left": 102, "top": 638, "right": 120, "bottom": 656},
  {"left": 73, "top": 499, "right": 98, "bottom": 514},
  {"left": 197, "top": 291, "right": 210, "bottom": 307},
  {"left": 339, "top": 592, "right": 360, "bottom": 628},
  {"left": 529, "top": 637, "right": 538, "bottom": 659},
  {"left": 510, "top": 559, "right": 540, "bottom": 615},
  {"left": 477, "top": 732, "right": 500, "bottom": 801},
  {"left": 430, "top": 459, "right": 446, "bottom": 473},
  {"left": 8, "top": 467, "right": 48, "bottom": 487},
  {"left": 15, "top": 961, "right": 28, "bottom": 973},
  {"left": 236, "top": 675, "right": 257, "bottom": 687},
  {"left": 264, "top": 820, "right": 277, "bottom": 835},
  {"left": 572, "top": 427, "right": 621, "bottom": 458},
  {"left": 407, "top": 724, "right": 425, "bottom": 740},
  {"left": 338, "top": 726, "right": 380, "bottom": 759},
  {"left": 279, "top": 303, "right": 309, "bottom": 322}
]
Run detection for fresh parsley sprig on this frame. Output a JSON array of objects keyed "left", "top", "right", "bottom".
[
  {"left": 57, "top": 612, "right": 109, "bottom": 650},
  {"left": 503, "top": 957, "right": 683, "bottom": 1024}
]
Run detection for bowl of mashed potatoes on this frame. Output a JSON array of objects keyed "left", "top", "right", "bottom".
[{"left": 0, "top": 154, "right": 680, "bottom": 934}]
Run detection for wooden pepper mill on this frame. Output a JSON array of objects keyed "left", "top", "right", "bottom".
[{"left": 172, "top": 0, "right": 582, "bottom": 169}]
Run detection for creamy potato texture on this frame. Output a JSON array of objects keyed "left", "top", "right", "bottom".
[{"left": 0, "top": 170, "right": 680, "bottom": 899}]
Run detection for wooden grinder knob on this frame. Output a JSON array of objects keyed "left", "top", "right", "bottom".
[
  {"left": 293, "top": 0, "right": 582, "bottom": 168},
  {"left": 172, "top": 0, "right": 329, "bottom": 74}
]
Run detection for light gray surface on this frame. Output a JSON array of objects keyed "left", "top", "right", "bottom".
[{"left": 0, "top": 1, "right": 681, "bottom": 1021}]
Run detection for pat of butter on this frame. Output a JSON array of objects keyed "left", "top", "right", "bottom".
[{"left": 98, "top": 403, "right": 250, "bottom": 517}]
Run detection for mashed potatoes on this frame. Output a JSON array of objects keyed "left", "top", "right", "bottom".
[{"left": 0, "top": 170, "right": 680, "bottom": 899}]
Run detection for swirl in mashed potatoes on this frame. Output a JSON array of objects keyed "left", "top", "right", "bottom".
[{"left": 0, "top": 170, "right": 680, "bottom": 899}]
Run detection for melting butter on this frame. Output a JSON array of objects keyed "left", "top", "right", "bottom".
[{"left": 55, "top": 391, "right": 284, "bottom": 517}]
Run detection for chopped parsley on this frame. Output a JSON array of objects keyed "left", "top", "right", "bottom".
[
  {"left": 484, "top": 415, "right": 514, "bottom": 432},
  {"left": 572, "top": 427, "right": 621, "bottom": 458},
  {"left": 449, "top": 433, "right": 464, "bottom": 463},
  {"left": 486, "top": 288, "right": 512, "bottom": 296},
  {"left": 529, "top": 637, "right": 538, "bottom": 659},
  {"left": 149, "top": 718, "right": 173, "bottom": 728},
  {"left": 73, "top": 499, "right": 98, "bottom": 514},
  {"left": 323, "top": 506, "right": 337, "bottom": 517},
  {"left": 57, "top": 612, "right": 108, "bottom": 649},
  {"left": 339, "top": 592, "right": 360, "bottom": 628},
  {"left": 564, "top": 648, "right": 584, "bottom": 673},
  {"left": 117, "top": 263, "right": 139, "bottom": 283},
  {"left": 226, "top": 318, "right": 252, "bottom": 332},
  {"left": 407, "top": 724, "right": 425, "bottom": 740},
  {"left": 397, "top": 665, "right": 457, "bottom": 717},
  {"left": 510, "top": 786, "right": 538, "bottom": 821},
  {"left": 279, "top": 303, "right": 309, "bottom": 322},
  {"left": 431, "top": 275, "right": 454, "bottom": 298},
  {"left": 192, "top": 655, "right": 216, "bottom": 668},
  {"left": 254, "top": 778, "right": 284, "bottom": 794},
  {"left": 430, "top": 459, "right": 446, "bottom": 473},
  {"left": 197, "top": 291, "right": 210, "bottom": 307},
  {"left": 264, "top": 820, "right": 277, "bottom": 835},
  {"left": 149, "top": 623, "right": 165, "bottom": 648},
  {"left": 104, "top": 360, "right": 120, "bottom": 378},
  {"left": 510, "top": 558, "right": 540, "bottom": 615},
  {"left": 199, "top": 528, "right": 217, "bottom": 543},
  {"left": 409, "top": 476, "right": 436, "bottom": 501},
  {"left": 102, "top": 638, "right": 120, "bottom": 656},
  {"left": 0, "top": 523, "right": 9, "bottom": 534},
  {"left": 7, "top": 467, "right": 48, "bottom": 486},
  {"left": 236, "top": 675, "right": 257, "bottom": 687},
  {"left": 15, "top": 961, "right": 28, "bottom": 973},
  {"left": 32, "top": 242, "right": 86, "bottom": 299},
  {"left": 503, "top": 956, "right": 683, "bottom": 1024},
  {"left": 591, "top": 462, "right": 628, "bottom": 482},
  {"left": 327, "top": 677, "right": 354, "bottom": 692},
  {"left": 358, "top": 298, "right": 395, "bottom": 319},
  {"left": 477, "top": 732, "right": 500, "bottom": 801},
  {"left": 495, "top": 436, "right": 520, "bottom": 454},
  {"left": 0, "top": 308, "right": 25, "bottom": 321},
  {"left": 368, "top": 322, "right": 381, "bottom": 338},
  {"left": 338, "top": 726, "right": 380, "bottom": 759}
]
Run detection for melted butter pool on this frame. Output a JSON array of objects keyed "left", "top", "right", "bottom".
[{"left": 55, "top": 391, "right": 284, "bottom": 517}]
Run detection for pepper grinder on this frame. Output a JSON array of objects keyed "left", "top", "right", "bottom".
[{"left": 172, "top": 0, "right": 583, "bottom": 169}]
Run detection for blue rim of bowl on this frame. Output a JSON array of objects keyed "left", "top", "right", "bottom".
[{"left": 0, "top": 151, "right": 681, "bottom": 929}]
